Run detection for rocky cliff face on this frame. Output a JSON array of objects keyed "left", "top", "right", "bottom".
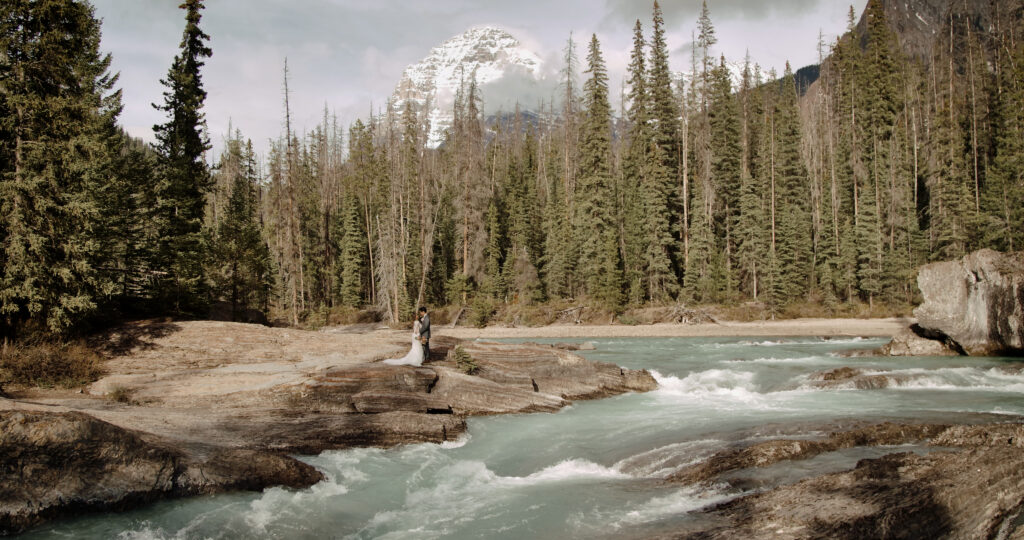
[{"left": 914, "top": 249, "right": 1024, "bottom": 356}]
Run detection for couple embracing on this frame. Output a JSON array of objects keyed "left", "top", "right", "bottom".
[{"left": 383, "top": 307, "right": 431, "bottom": 366}]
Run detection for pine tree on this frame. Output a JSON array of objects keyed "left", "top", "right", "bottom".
[
  {"left": 482, "top": 198, "right": 506, "bottom": 299},
  {"left": 210, "top": 135, "right": 270, "bottom": 319},
  {"left": 151, "top": 0, "right": 213, "bottom": 314},
  {"left": 708, "top": 55, "right": 742, "bottom": 299},
  {"left": 621, "top": 20, "right": 648, "bottom": 304},
  {"left": 640, "top": 141, "right": 678, "bottom": 302},
  {"left": 649, "top": 1, "right": 682, "bottom": 170},
  {"left": 338, "top": 191, "right": 365, "bottom": 307},
  {"left": 735, "top": 59, "right": 767, "bottom": 300},
  {"left": 574, "top": 35, "right": 622, "bottom": 308},
  {"left": 622, "top": 19, "right": 676, "bottom": 303},
  {"left": 503, "top": 131, "right": 543, "bottom": 304},
  {"left": 0, "top": 0, "right": 122, "bottom": 336},
  {"left": 684, "top": 1, "right": 723, "bottom": 301},
  {"left": 984, "top": 39, "right": 1024, "bottom": 252},
  {"left": 773, "top": 65, "right": 812, "bottom": 303},
  {"left": 541, "top": 167, "right": 572, "bottom": 299}
]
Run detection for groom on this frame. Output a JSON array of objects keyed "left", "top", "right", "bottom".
[{"left": 418, "top": 306, "right": 430, "bottom": 361}]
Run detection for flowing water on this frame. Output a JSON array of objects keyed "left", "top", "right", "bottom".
[{"left": 24, "top": 337, "right": 1024, "bottom": 539}]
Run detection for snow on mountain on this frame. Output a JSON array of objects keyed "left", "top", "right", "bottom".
[{"left": 391, "top": 26, "right": 547, "bottom": 148}]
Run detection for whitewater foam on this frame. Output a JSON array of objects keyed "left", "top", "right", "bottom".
[
  {"left": 612, "top": 485, "right": 737, "bottom": 528},
  {"left": 614, "top": 439, "right": 724, "bottom": 477},
  {"left": 652, "top": 369, "right": 765, "bottom": 403},
  {"left": 440, "top": 434, "right": 471, "bottom": 449}
]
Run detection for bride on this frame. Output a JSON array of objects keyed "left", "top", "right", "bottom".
[{"left": 383, "top": 318, "right": 424, "bottom": 366}]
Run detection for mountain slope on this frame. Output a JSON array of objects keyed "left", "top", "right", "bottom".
[{"left": 391, "top": 26, "right": 546, "bottom": 148}]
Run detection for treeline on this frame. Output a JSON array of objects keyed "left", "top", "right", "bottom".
[
  {"left": 265, "top": 0, "right": 1024, "bottom": 323},
  {"left": 3, "top": 0, "right": 1024, "bottom": 339},
  {"left": 0, "top": 0, "right": 219, "bottom": 339}
]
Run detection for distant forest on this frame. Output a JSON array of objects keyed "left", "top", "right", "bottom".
[{"left": 2, "top": 0, "right": 1023, "bottom": 339}]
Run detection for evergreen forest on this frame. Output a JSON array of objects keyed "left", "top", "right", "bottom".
[{"left": 3, "top": 0, "right": 1024, "bottom": 340}]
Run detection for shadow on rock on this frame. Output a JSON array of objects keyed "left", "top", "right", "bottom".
[{"left": 94, "top": 320, "right": 182, "bottom": 356}]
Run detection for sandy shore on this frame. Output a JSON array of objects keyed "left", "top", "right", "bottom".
[{"left": 437, "top": 317, "right": 912, "bottom": 340}]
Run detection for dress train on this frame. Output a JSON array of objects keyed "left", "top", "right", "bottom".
[{"left": 383, "top": 320, "right": 424, "bottom": 366}]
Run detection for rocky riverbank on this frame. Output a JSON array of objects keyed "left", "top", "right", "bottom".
[
  {"left": 660, "top": 421, "right": 1024, "bottom": 539},
  {"left": 0, "top": 321, "right": 656, "bottom": 535}
]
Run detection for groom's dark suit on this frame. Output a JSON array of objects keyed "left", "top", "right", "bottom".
[{"left": 419, "top": 313, "right": 431, "bottom": 360}]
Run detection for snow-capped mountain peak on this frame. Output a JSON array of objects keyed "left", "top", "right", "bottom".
[{"left": 391, "top": 26, "right": 546, "bottom": 148}]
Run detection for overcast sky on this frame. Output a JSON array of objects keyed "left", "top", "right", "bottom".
[{"left": 89, "top": 0, "right": 867, "bottom": 159}]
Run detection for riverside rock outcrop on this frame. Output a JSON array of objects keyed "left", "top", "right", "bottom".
[
  {"left": 888, "top": 249, "right": 1024, "bottom": 356},
  {"left": 666, "top": 422, "right": 1024, "bottom": 539},
  {"left": 0, "top": 410, "right": 323, "bottom": 535},
  {"left": 0, "top": 322, "right": 656, "bottom": 533},
  {"left": 916, "top": 248, "right": 1024, "bottom": 355},
  {"left": 288, "top": 338, "right": 657, "bottom": 417}
]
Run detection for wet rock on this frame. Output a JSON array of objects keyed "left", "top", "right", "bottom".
[
  {"left": 805, "top": 367, "right": 921, "bottom": 390},
  {"left": 552, "top": 341, "right": 597, "bottom": 351},
  {"left": 454, "top": 341, "right": 657, "bottom": 400},
  {"left": 684, "top": 446, "right": 1024, "bottom": 540},
  {"left": 666, "top": 422, "right": 948, "bottom": 486},
  {"left": 914, "top": 249, "right": 1024, "bottom": 356},
  {"left": 244, "top": 411, "right": 467, "bottom": 454},
  {"left": 929, "top": 423, "right": 1024, "bottom": 448},
  {"left": 879, "top": 325, "right": 961, "bottom": 356},
  {"left": 812, "top": 366, "right": 864, "bottom": 381},
  {"left": 664, "top": 422, "right": 1024, "bottom": 539},
  {"left": 0, "top": 410, "right": 322, "bottom": 535}
]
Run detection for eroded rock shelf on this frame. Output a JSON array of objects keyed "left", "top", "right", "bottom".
[{"left": 0, "top": 323, "right": 656, "bottom": 535}]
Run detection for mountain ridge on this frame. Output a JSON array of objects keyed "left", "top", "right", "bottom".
[{"left": 390, "top": 26, "right": 546, "bottom": 148}]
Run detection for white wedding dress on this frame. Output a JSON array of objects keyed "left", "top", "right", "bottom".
[{"left": 383, "top": 320, "right": 424, "bottom": 366}]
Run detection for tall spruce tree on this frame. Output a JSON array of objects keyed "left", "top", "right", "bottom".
[
  {"left": 0, "top": 0, "right": 122, "bottom": 336},
  {"left": 735, "top": 59, "right": 767, "bottom": 300},
  {"left": 574, "top": 35, "right": 622, "bottom": 307},
  {"left": 648, "top": 1, "right": 683, "bottom": 282},
  {"left": 210, "top": 135, "right": 270, "bottom": 319},
  {"left": 708, "top": 56, "right": 742, "bottom": 300},
  {"left": 338, "top": 191, "right": 366, "bottom": 307},
  {"left": 621, "top": 20, "right": 649, "bottom": 303},
  {"left": 152, "top": 0, "right": 213, "bottom": 314},
  {"left": 985, "top": 39, "right": 1024, "bottom": 252},
  {"left": 773, "top": 65, "right": 812, "bottom": 304},
  {"left": 683, "top": 1, "right": 721, "bottom": 301},
  {"left": 648, "top": 1, "right": 681, "bottom": 172}
]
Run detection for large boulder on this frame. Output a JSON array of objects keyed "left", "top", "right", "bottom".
[
  {"left": 914, "top": 249, "right": 1024, "bottom": 356},
  {"left": 878, "top": 325, "right": 961, "bottom": 357},
  {"left": 0, "top": 410, "right": 322, "bottom": 535}
]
